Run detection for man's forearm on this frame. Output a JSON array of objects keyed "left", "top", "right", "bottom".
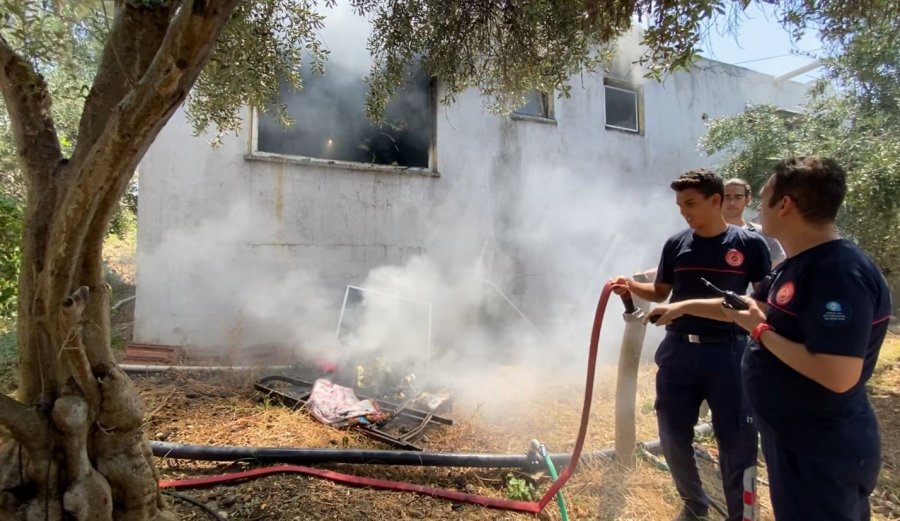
[
  {"left": 629, "top": 281, "right": 666, "bottom": 303},
  {"left": 757, "top": 330, "right": 864, "bottom": 393}
]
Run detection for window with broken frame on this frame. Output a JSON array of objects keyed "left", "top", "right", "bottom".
[{"left": 254, "top": 62, "right": 436, "bottom": 171}]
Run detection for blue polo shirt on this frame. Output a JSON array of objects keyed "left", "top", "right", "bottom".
[
  {"left": 744, "top": 239, "right": 891, "bottom": 456},
  {"left": 656, "top": 224, "right": 771, "bottom": 335}
]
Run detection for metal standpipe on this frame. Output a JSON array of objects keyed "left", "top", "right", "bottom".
[{"left": 614, "top": 270, "right": 653, "bottom": 467}]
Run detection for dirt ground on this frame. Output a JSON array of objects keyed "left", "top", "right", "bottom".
[
  {"left": 142, "top": 364, "right": 712, "bottom": 521},
  {"left": 134, "top": 335, "right": 900, "bottom": 521},
  {"left": 76, "top": 247, "right": 900, "bottom": 520}
]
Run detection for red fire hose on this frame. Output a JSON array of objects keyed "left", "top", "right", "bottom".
[
  {"left": 160, "top": 465, "right": 538, "bottom": 511},
  {"left": 159, "top": 281, "right": 615, "bottom": 514}
]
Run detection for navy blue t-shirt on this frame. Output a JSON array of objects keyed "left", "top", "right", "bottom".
[
  {"left": 743, "top": 239, "right": 891, "bottom": 456},
  {"left": 656, "top": 225, "right": 771, "bottom": 335}
]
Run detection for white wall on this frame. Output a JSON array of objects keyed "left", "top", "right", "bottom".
[{"left": 134, "top": 34, "right": 808, "bottom": 354}]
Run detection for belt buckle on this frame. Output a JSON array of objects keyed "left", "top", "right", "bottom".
[{"left": 688, "top": 334, "right": 701, "bottom": 343}]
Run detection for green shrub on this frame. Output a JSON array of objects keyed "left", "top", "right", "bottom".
[
  {"left": 0, "top": 195, "right": 23, "bottom": 331},
  {"left": 505, "top": 474, "right": 537, "bottom": 501},
  {"left": 0, "top": 331, "right": 17, "bottom": 391}
]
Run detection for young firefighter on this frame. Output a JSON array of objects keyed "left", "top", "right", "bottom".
[
  {"left": 723, "top": 178, "right": 786, "bottom": 268},
  {"left": 711, "top": 159, "right": 889, "bottom": 520},
  {"left": 612, "top": 169, "right": 771, "bottom": 521}
]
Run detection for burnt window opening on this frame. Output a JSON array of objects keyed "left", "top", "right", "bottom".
[
  {"left": 604, "top": 80, "right": 641, "bottom": 134},
  {"left": 513, "top": 90, "right": 554, "bottom": 120},
  {"left": 256, "top": 63, "right": 434, "bottom": 169}
]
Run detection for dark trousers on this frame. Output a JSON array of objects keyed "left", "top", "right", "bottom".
[
  {"left": 761, "top": 430, "right": 879, "bottom": 521},
  {"left": 655, "top": 334, "right": 758, "bottom": 521}
]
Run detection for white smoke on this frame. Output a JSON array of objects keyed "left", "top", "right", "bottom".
[{"left": 136, "top": 2, "right": 690, "bottom": 415}]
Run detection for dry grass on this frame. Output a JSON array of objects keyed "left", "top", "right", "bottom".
[
  {"left": 104, "top": 233, "right": 136, "bottom": 285},
  {"left": 870, "top": 332, "right": 900, "bottom": 521},
  {"left": 879, "top": 332, "right": 900, "bottom": 370},
  {"left": 139, "top": 332, "right": 900, "bottom": 520},
  {"left": 142, "top": 365, "right": 729, "bottom": 520}
]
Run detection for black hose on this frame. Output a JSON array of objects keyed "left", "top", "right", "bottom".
[
  {"left": 152, "top": 441, "right": 620, "bottom": 470},
  {"left": 620, "top": 293, "right": 638, "bottom": 314},
  {"left": 151, "top": 425, "right": 712, "bottom": 471}
]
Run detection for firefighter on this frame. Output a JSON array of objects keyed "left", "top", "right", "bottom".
[
  {"left": 613, "top": 169, "right": 770, "bottom": 521},
  {"left": 724, "top": 157, "right": 889, "bottom": 520},
  {"left": 723, "top": 177, "right": 786, "bottom": 268}
]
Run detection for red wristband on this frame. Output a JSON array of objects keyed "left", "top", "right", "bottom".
[{"left": 751, "top": 322, "right": 775, "bottom": 344}]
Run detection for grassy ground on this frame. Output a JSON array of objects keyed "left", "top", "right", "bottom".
[
  {"left": 1, "top": 328, "right": 898, "bottom": 520},
  {"left": 145, "top": 337, "right": 900, "bottom": 521},
  {"left": 879, "top": 334, "right": 900, "bottom": 369},
  {"left": 0, "top": 241, "right": 897, "bottom": 520},
  {"left": 869, "top": 334, "right": 900, "bottom": 519}
]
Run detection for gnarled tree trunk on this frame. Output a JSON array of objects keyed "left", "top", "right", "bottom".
[{"left": 0, "top": 1, "right": 239, "bottom": 519}]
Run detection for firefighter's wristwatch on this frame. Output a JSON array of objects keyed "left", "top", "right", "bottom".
[{"left": 751, "top": 322, "right": 775, "bottom": 344}]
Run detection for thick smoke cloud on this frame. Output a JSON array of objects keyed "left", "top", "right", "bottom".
[
  {"left": 138, "top": 3, "right": 687, "bottom": 414},
  {"left": 256, "top": 3, "right": 432, "bottom": 168}
]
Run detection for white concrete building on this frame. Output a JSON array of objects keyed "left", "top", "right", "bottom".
[{"left": 134, "top": 30, "right": 809, "bottom": 358}]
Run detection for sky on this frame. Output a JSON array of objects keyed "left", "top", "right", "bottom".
[{"left": 699, "top": 3, "right": 825, "bottom": 83}]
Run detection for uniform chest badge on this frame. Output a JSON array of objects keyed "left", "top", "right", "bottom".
[
  {"left": 725, "top": 249, "right": 745, "bottom": 267},
  {"left": 775, "top": 281, "right": 795, "bottom": 306}
]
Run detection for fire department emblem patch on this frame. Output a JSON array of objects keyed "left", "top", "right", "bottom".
[
  {"left": 725, "top": 249, "right": 745, "bottom": 267},
  {"left": 775, "top": 281, "right": 795, "bottom": 306}
]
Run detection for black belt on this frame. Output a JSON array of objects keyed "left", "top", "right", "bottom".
[{"left": 670, "top": 332, "right": 747, "bottom": 344}]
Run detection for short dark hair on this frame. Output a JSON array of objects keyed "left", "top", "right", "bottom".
[
  {"left": 724, "top": 178, "right": 751, "bottom": 197},
  {"left": 671, "top": 169, "right": 724, "bottom": 200},
  {"left": 768, "top": 156, "right": 846, "bottom": 224}
]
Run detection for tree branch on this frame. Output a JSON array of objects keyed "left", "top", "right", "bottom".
[
  {"left": 59, "top": 287, "right": 101, "bottom": 412},
  {"left": 3, "top": 27, "right": 68, "bottom": 407},
  {"left": 79, "top": 172, "right": 134, "bottom": 369},
  {"left": 48, "top": 0, "right": 240, "bottom": 304},
  {"left": 69, "top": 1, "right": 175, "bottom": 171},
  {"left": 0, "top": 394, "right": 49, "bottom": 452},
  {"left": 1, "top": 38, "right": 64, "bottom": 385},
  {"left": 0, "top": 33, "right": 63, "bottom": 185}
]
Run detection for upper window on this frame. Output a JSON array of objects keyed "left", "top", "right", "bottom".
[
  {"left": 255, "top": 63, "right": 435, "bottom": 170},
  {"left": 513, "top": 90, "right": 554, "bottom": 120},
  {"left": 604, "top": 80, "right": 640, "bottom": 134}
]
